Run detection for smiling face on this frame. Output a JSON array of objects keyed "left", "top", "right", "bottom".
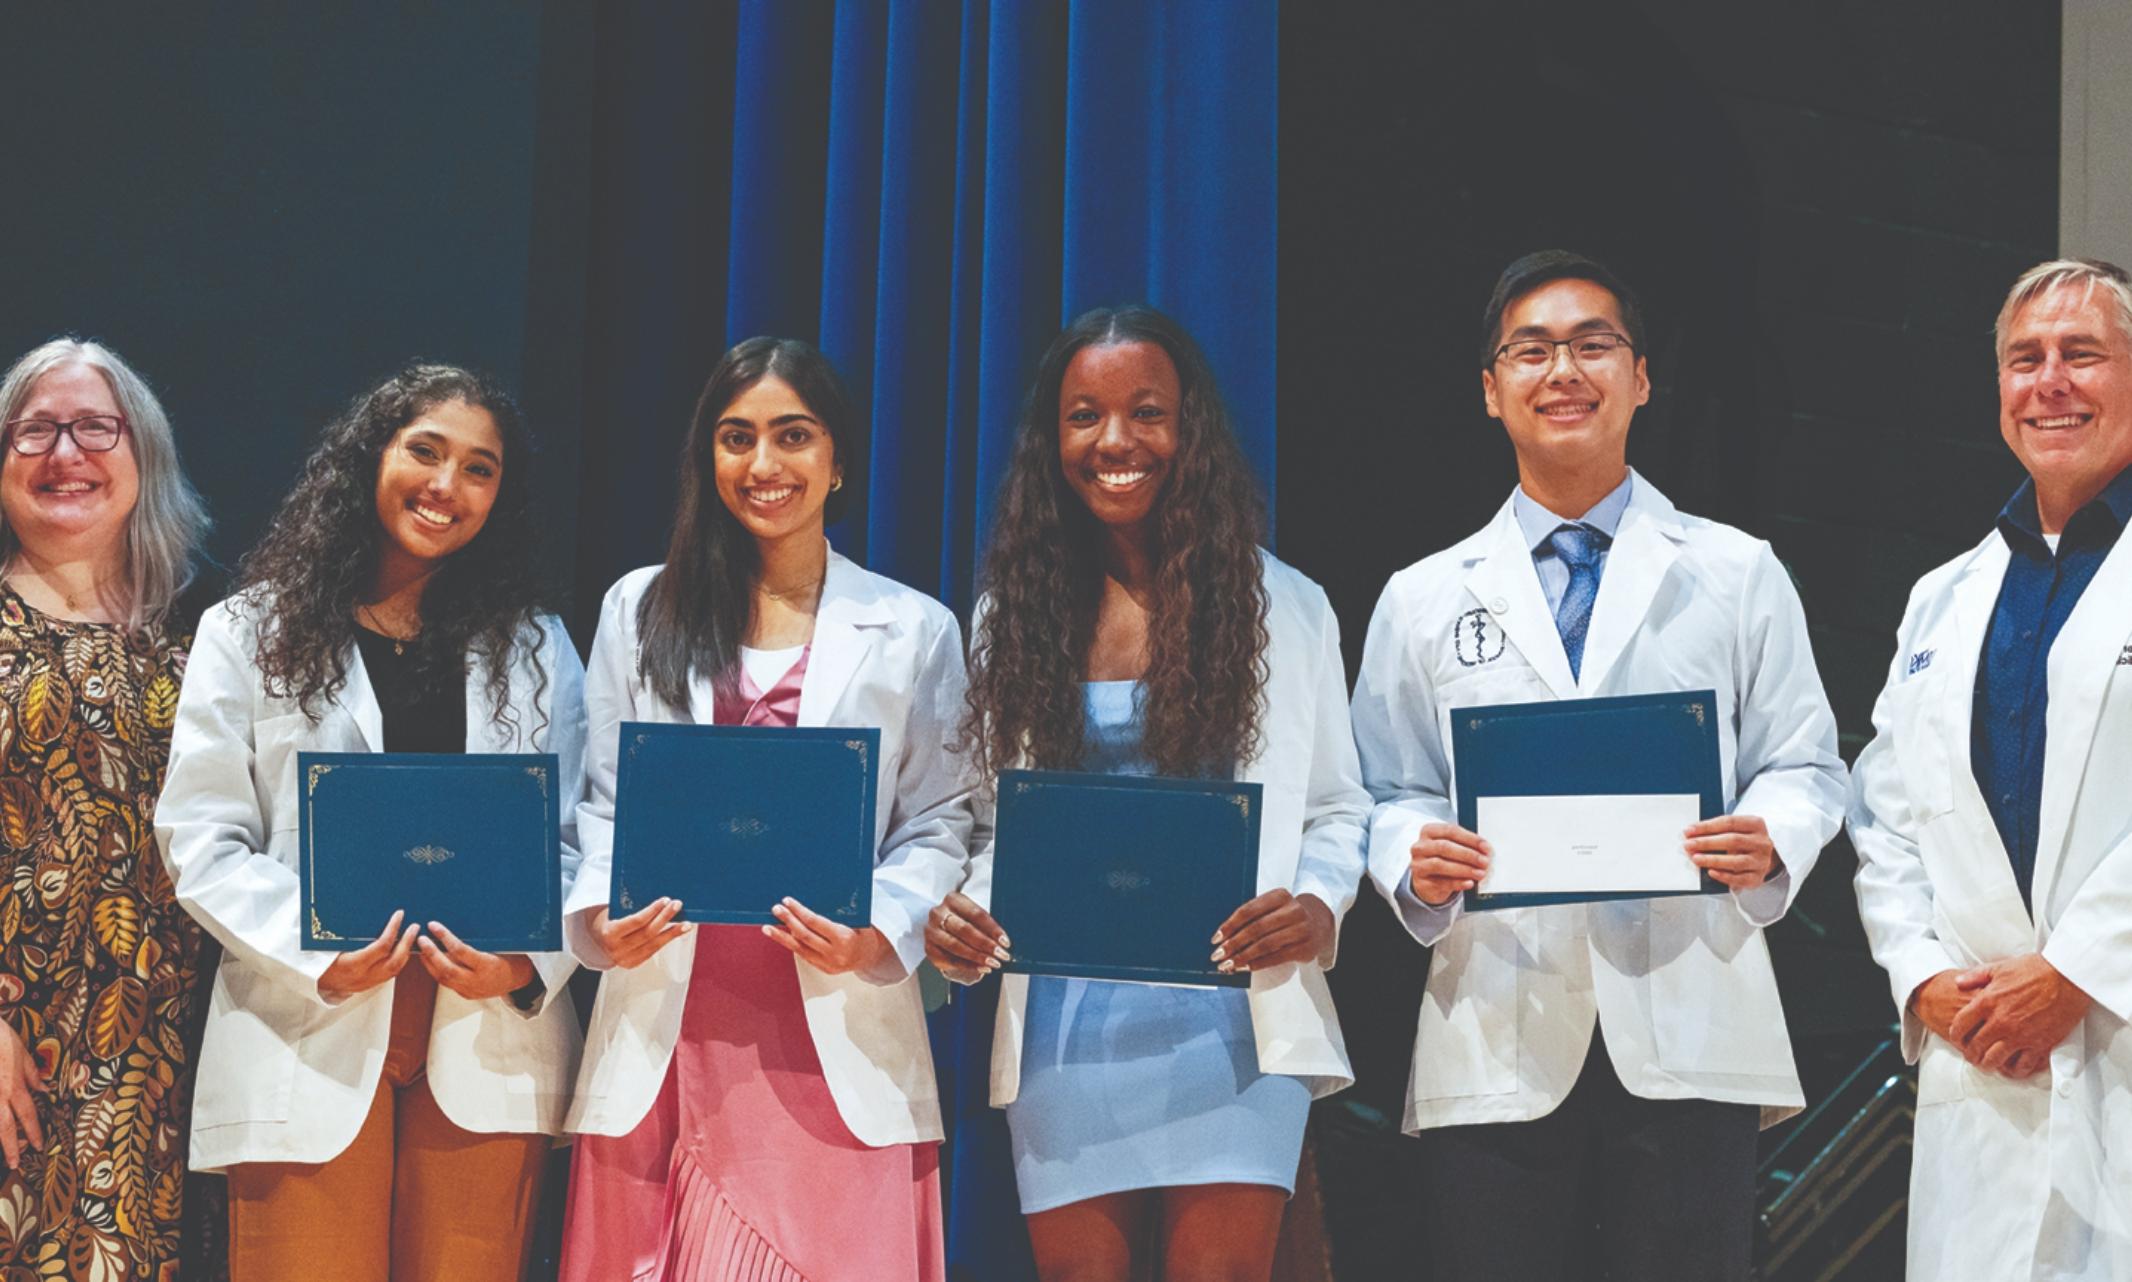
[
  {"left": 0, "top": 361, "right": 141, "bottom": 562},
  {"left": 1481, "top": 277, "right": 1650, "bottom": 479},
  {"left": 1999, "top": 282, "right": 2132, "bottom": 526},
  {"left": 1057, "top": 340, "right": 1181, "bottom": 539},
  {"left": 371, "top": 398, "right": 504, "bottom": 573},
  {"left": 710, "top": 374, "right": 838, "bottom": 550}
]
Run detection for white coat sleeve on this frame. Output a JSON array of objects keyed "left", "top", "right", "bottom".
[
  {"left": 561, "top": 582, "right": 636, "bottom": 970},
  {"left": 1350, "top": 574, "right": 1463, "bottom": 947},
  {"left": 155, "top": 606, "right": 337, "bottom": 1004},
  {"left": 864, "top": 611, "right": 979, "bottom": 982},
  {"left": 522, "top": 615, "right": 587, "bottom": 1007},
  {"left": 1850, "top": 600, "right": 1962, "bottom": 1064},
  {"left": 1726, "top": 545, "right": 1848, "bottom": 926},
  {"left": 1285, "top": 591, "right": 1372, "bottom": 967}
]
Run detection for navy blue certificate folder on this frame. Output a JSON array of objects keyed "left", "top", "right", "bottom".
[
  {"left": 1449, "top": 690, "right": 1724, "bottom": 911},
  {"left": 992, "top": 769, "right": 1261, "bottom": 988},
  {"left": 299, "top": 752, "right": 562, "bottom": 952},
  {"left": 610, "top": 723, "right": 879, "bottom": 927}
]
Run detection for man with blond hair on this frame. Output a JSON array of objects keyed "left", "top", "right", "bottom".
[{"left": 1852, "top": 258, "right": 2132, "bottom": 1279}]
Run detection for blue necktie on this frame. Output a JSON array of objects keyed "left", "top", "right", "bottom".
[{"left": 1550, "top": 524, "right": 1604, "bottom": 680}]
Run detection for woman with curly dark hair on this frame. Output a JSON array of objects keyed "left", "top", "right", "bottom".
[
  {"left": 154, "top": 365, "right": 586, "bottom": 1282},
  {"left": 925, "top": 306, "right": 1371, "bottom": 1281},
  {"left": 557, "top": 338, "right": 973, "bottom": 1281}
]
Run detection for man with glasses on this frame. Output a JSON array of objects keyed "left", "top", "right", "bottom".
[
  {"left": 1350, "top": 250, "right": 1845, "bottom": 1280},
  {"left": 1851, "top": 259, "right": 2132, "bottom": 1280}
]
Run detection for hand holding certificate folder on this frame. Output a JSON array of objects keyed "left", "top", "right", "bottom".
[
  {"left": 1447, "top": 690, "right": 1727, "bottom": 910},
  {"left": 984, "top": 769, "right": 1262, "bottom": 988}
]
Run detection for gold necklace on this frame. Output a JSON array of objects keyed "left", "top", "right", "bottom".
[
  {"left": 760, "top": 571, "right": 825, "bottom": 603},
  {"left": 356, "top": 604, "right": 419, "bottom": 656}
]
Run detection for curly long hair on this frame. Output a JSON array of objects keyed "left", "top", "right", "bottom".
[
  {"left": 964, "top": 305, "right": 1269, "bottom": 778},
  {"left": 235, "top": 364, "right": 552, "bottom": 728},
  {"left": 636, "top": 337, "right": 864, "bottom": 711}
]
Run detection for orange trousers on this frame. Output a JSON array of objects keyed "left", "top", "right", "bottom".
[{"left": 226, "top": 969, "right": 549, "bottom": 1282}]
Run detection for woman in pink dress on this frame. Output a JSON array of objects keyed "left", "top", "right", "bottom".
[{"left": 557, "top": 337, "right": 975, "bottom": 1281}]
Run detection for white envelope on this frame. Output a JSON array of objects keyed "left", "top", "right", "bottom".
[{"left": 1474, "top": 793, "right": 1701, "bottom": 895}]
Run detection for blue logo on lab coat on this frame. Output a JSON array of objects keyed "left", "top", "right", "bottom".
[{"left": 1455, "top": 608, "right": 1507, "bottom": 667}]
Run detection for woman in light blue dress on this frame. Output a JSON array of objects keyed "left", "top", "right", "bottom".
[{"left": 928, "top": 306, "right": 1370, "bottom": 1281}]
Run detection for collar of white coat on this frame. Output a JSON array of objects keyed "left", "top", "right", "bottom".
[
  {"left": 1463, "top": 469, "right": 1686, "bottom": 698},
  {"left": 330, "top": 616, "right": 550, "bottom": 754},
  {"left": 1936, "top": 518, "right": 2132, "bottom": 919},
  {"left": 682, "top": 543, "right": 896, "bottom": 728}
]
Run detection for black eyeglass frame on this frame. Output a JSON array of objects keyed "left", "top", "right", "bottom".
[
  {"left": 1488, "top": 332, "right": 1637, "bottom": 370},
  {"left": 2, "top": 415, "right": 131, "bottom": 456}
]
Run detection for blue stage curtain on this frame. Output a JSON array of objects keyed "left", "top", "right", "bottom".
[{"left": 575, "top": 4, "right": 1275, "bottom": 1277}]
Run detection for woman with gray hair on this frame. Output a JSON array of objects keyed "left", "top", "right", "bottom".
[{"left": 0, "top": 338, "right": 210, "bottom": 1279}]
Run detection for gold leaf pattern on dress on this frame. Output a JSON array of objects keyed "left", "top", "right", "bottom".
[
  {"left": 0, "top": 780, "right": 32, "bottom": 850},
  {"left": 0, "top": 585, "right": 202, "bottom": 1278},
  {"left": 85, "top": 982, "right": 146, "bottom": 1062},
  {"left": 138, "top": 680, "right": 175, "bottom": 737},
  {"left": 89, "top": 899, "right": 139, "bottom": 970},
  {"left": 18, "top": 672, "right": 67, "bottom": 748}
]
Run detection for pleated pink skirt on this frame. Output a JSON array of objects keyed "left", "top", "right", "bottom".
[{"left": 558, "top": 926, "right": 945, "bottom": 1282}]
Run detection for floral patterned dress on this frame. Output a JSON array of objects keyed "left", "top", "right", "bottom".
[{"left": 0, "top": 584, "right": 208, "bottom": 1281}]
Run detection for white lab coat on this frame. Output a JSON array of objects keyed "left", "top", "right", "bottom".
[
  {"left": 1351, "top": 474, "right": 1845, "bottom": 1134},
  {"left": 962, "top": 551, "right": 1373, "bottom": 1107},
  {"left": 1851, "top": 526, "right": 2132, "bottom": 1281},
  {"left": 156, "top": 597, "right": 587, "bottom": 1171},
  {"left": 563, "top": 550, "right": 976, "bottom": 1147}
]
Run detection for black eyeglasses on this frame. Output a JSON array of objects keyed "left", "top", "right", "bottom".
[
  {"left": 1491, "top": 332, "right": 1635, "bottom": 370},
  {"left": 3, "top": 415, "right": 129, "bottom": 456}
]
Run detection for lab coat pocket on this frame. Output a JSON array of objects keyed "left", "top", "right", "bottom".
[
  {"left": 1648, "top": 898, "right": 1793, "bottom": 1078},
  {"left": 1915, "top": 1036, "right": 1972, "bottom": 1108},
  {"left": 1889, "top": 671, "right": 1957, "bottom": 822},
  {"left": 194, "top": 961, "right": 302, "bottom": 1125},
  {"left": 1414, "top": 911, "right": 1522, "bottom": 1099}
]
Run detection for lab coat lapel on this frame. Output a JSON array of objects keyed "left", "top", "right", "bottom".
[
  {"left": 328, "top": 644, "right": 385, "bottom": 752},
  {"left": 2032, "top": 530, "right": 2132, "bottom": 914},
  {"left": 1574, "top": 473, "right": 1682, "bottom": 694},
  {"left": 797, "top": 550, "right": 884, "bottom": 728},
  {"left": 1937, "top": 536, "right": 2034, "bottom": 946},
  {"left": 1463, "top": 499, "right": 1577, "bottom": 699}
]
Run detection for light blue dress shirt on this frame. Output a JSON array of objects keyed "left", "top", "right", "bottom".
[{"left": 1511, "top": 471, "right": 1634, "bottom": 612}]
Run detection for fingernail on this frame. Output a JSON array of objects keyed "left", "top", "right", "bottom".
[
  {"left": 985, "top": 957, "right": 1001, "bottom": 971},
  {"left": 1235, "top": 962, "right": 1250, "bottom": 973},
  {"left": 1217, "top": 961, "right": 1235, "bottom": 974},
  {"left": 998, "top": 933, "right": 1012, "bottom": 949},
  {"left": 783, "top": 897, "right": 798, "bottom": 907},
  {"left": 427, "top": 922, "right": 443, "bottom": 933},
  {"left": 1210, "top": 930, "right": 1224, "bottom": 946},
  {"left": 1211, "top": 947, "right": 1227, "bottom": 962},
  {"left": 993, "top": 945, "right": 1010, "bottom": 962}
]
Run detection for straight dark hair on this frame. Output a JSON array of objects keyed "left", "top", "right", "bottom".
[
  {"left": 1480, "top": 249, "right": 1647, "bottom": 366},
  {"left": 636, "top": 337, "right": 863, "bottom": 710}
]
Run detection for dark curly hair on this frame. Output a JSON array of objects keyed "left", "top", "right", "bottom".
[
  {"left": 636, "top": 337, "right": 864, "bottom": 711},
  {"left": 235, "top": 363, "right": 552, "bottom": 728},
  {"left": 964, "top": 305, "right": 1269, "bottom": 778}
]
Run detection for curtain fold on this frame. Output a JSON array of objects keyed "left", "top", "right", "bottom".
[{"left": 576, "top": 4, "right": 1276, "bottom": 1277}]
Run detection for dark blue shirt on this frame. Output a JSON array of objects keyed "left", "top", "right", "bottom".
[{"left": 1972, "top": 465, "right": 2132, "bottom": 909}]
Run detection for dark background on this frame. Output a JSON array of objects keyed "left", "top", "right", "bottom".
[{"left": 4, "top": 2, "right": 2061, "bottom": 1277}]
